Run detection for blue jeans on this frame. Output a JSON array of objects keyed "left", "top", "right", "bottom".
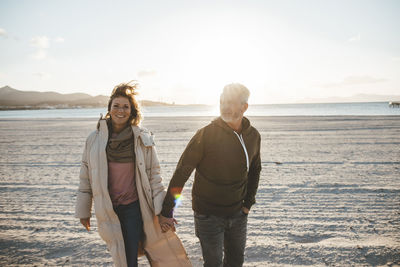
[
  {"left": 194, "top": 210, "right": 248, "bottom": 267},
  {"left": 114, "top": 201, "right": 143, "bottom": 267}
]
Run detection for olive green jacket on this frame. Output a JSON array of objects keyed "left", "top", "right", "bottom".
[{"left": 161, "top": 117, "right": 261, "bottom": 217}]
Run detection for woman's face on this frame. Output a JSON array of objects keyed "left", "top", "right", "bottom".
[{"left": 110, "top": 97, "right": 131, "bottom": 127}]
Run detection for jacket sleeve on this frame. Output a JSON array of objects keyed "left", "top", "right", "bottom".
[
  {"left": 75, "top": 135, "right": 93, "bottom": 219},
  {"left": 147, "top": 145, "right": 166, "bottom": 216},
  {"left": 161, "top": 129, "right": 205, "bottom": 217},
  {"left": 243, "top": 134, "right": 261, "bottom": 210}
]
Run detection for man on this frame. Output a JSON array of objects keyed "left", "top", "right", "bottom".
[{"left": 159, "top": 83, "right": 262, "bottom": 267}]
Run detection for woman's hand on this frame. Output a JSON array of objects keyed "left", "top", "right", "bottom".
[
  {"left": 158, "top": 215, "right": 178, "bottom": 233},
  {"left": 80, "top": 218, "right": 91, "bottom": 231}
]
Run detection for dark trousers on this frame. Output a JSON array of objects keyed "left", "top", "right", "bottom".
[
  {"left": 194, "top": 210, "right": 248, "bottom": 267},
  {"left": 114, "top": 201, "right": 143, "bottom": 267}
]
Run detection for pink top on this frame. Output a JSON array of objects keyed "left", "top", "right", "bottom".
[{"left": 108, "top": 161, "right": 138, "bottom": 207}]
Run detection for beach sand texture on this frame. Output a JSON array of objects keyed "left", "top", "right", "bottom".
[{"left": 0, "top": 116, "right": 399, "bottom": 266}]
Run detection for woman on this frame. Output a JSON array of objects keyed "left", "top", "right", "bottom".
[{"left": 75, "top": 82, "right": 191, "bottom": 267}]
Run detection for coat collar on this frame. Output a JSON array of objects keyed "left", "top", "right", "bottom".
[{"left": 97, "top": 117, "right": 155, "bottom": 147}]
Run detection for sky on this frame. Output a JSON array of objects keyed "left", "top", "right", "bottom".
[{"left": 0, "top": 0, "right": 399, "bottom": 104}]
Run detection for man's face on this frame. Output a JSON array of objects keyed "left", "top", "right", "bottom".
[{"left": 220, "top": 94, "right": 247, "bottom": 123}]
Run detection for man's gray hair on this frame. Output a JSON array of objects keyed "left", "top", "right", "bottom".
[{"left": 221, "top": 83, "right": 250, "bottom": 104}]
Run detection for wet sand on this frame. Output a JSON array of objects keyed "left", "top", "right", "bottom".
[{"left": 0, "top": 116, "right": 399, "bottom": 266}]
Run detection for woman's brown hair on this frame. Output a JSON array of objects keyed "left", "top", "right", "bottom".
[{"left": 106, "top": 81, "right": 142, "bottom": 126}]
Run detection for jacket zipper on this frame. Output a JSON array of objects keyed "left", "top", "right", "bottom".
[{"left": 233, "top": 131, "right": 249, "bottom": 172}]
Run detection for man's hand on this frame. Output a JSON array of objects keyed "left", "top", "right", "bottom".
[
  {"left": 80, "top": 218, "right": 91, "bottom": 231},
  {"left": 241, "top": 207, "right": 250, "bottom": 215},
  {"left": 158, "top": 215, "right": 178, "bottom": 233}
]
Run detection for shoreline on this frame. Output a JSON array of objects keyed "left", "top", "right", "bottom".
[
  {"left": 0, "top": 114, "right": 400, "bottom": 121},
  {"left": 0, "top": 100, "right": 397, "bottom": 110}
]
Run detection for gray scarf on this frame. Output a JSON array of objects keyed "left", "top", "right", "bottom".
[{"left": 106, "top": 126, "right": 135, "bottom": 163}]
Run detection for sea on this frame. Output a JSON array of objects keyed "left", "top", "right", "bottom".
[{"left": 0, "top": 102, "right": 399, "bottom": 119}]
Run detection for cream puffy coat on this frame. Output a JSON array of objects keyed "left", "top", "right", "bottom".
[{"left": 75, "top": 118, "right": 191, "bottom": 267}]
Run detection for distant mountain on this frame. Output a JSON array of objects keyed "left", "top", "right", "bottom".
[
  {"left": 297, "top": 94, "right": 400, "bottom": 104},
  {"left": 0, "top": 86, "right": 172, "bottom": 109}
]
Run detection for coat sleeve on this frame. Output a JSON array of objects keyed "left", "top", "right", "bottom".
[
  {"left": 147, "top": 145, "right": 166, "bottom": 216},
  {"left": 243, "top": 134, "right": 261, "bottom": 210},
  {"left": 161, "top": 128, "right": 204, "bottom": 217},
  {"left": 75, "top": 135, "right": 93, "bottom": 219}
]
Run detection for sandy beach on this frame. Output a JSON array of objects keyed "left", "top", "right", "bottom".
[{"left": 0, "top": 116, "right": 399, "bottom": 266}]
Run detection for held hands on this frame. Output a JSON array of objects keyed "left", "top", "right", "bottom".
[
  {"left": 158, "top": 208, "right": 247, "bottom": 233},
  {"left": 158, "top": 215, "right": 178, "bottom": 233},
  {"left": 80, "top": 218, "right": 91, "bottom": 231}
]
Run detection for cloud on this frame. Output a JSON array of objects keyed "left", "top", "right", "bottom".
[
  {"left": 0, "top": 28, "right": 7, "bottom": 38},
  {"left": 32, "top": 50, "right": 47, "bottom": 60},
  {"left": 54, "top": 37, "right": 65, "bottom": 43},
  {"left": 320, "top": 75, "right": 387, "bottom": 88},
  {"left": 137, "top": 70, "right": 157, "bottom": 78},
  {"left": 348, "top": 33, "right": 361, "bottom": 42},
  {"left": 33, "top": 72, "right": 51, "bottom": 79},
  {"left": 31, "top": 36, "right": 50, "bottom": 49},
  {"left": 0, "top": 28, "right": 21, "bottom": 41},
  {"left": 30, "top": 36, "right": 51, "bottom": 60},
  {"left": 392, "top": 57, "right": 400, "bottom": 62}
]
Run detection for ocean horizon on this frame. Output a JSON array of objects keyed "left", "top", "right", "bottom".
[{"left": 0, "top": 102, "right": 399, "bottom": 119}]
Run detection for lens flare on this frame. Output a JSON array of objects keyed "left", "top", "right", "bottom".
[
  {"left": 174, "top": 194, "right": 183, "bottom": 208},
  {"left": 170, "top": 187, "right": 184, "bottom": 210}
]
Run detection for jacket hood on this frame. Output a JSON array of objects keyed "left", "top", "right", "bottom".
[
  {"left": 212, "top": 116, "right": 251, "bottom": 134},
  {"left": 96, "top": 113, "right": 106, "bottom": 130}
]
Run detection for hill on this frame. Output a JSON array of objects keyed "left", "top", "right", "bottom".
[{"left": 0, "top": 86, "right": 172, "bottom": 110}]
